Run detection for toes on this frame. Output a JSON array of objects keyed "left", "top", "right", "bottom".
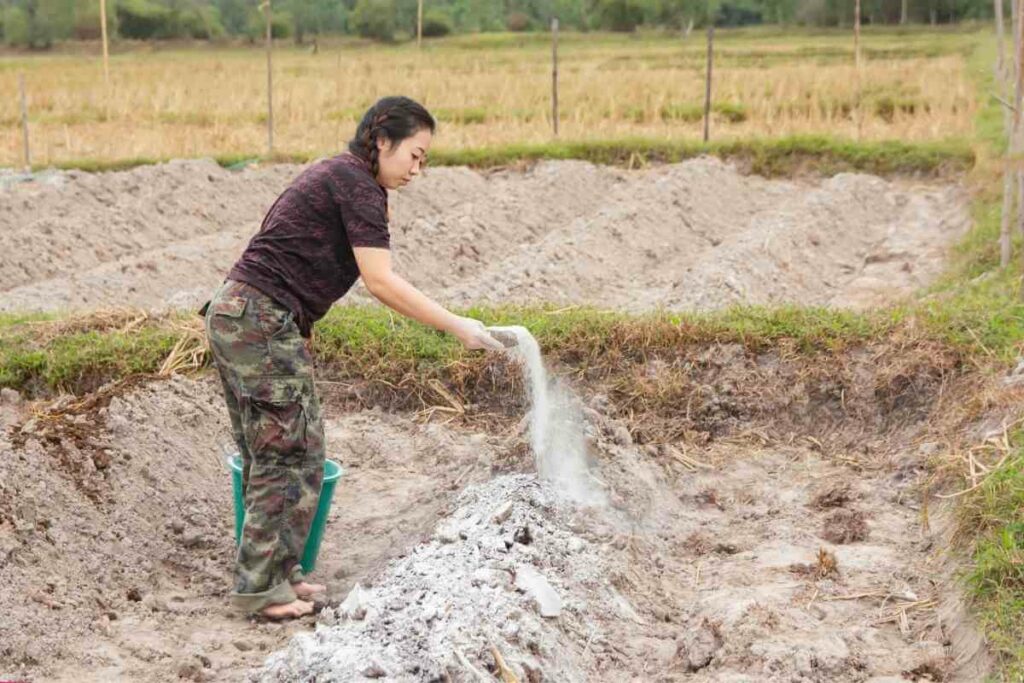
[{"left": 258, "top": 599, "right": 314, "bottom": 621}]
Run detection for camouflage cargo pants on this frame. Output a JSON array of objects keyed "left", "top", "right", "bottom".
[{"left": 203, "top": 279, "right": 325, "bottom": 613}]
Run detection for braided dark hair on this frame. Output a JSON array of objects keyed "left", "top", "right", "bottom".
[{"left": 348, "top": 96, "right": 436, "bottom": 178}]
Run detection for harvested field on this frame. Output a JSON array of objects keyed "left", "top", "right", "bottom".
[{"left": 0, "top": 31, "right": 978, "bottom": 167}]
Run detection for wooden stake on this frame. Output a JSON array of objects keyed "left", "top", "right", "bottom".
[
  {"left": 417, "top": 0, "right": 423, "bottom": 48},
  {"left": 999, "top": 0, "right": 1013, "bottom": 267},
  {"left": 703, "top": 22, "right": 713, "bottom": 143},
  {"left": 19, "top": 74, "right": 31, "bottom": 172},
  {"left": 854, "top": 0, "right": 862, "bottom": 140},
  {"left": 99, "top": 0, "right": 110, "bottom": 87},
  {"left": 551, "top": 17, "right": 559, "bottom": 137},
  {"left": 997, "top": 0, "right": 1007, "bottom": 78},
  {"left": 1010, "top": 0, "right": 1024, "bottom": 291},
  {"left": 264, "top": 0, "right": 274, "bottom": 155},
  {"left": 1002, "top": 167, "right": 1014, "bottom": 267},
  {"left": 1013, "top": 0, "right": 1019, "bottom": 58},
  {"left": 1015, "top": 0, "right": 1024, "bottom": 280}
]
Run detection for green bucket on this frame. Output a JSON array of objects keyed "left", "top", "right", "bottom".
[{"left": 228, "top": 455, "right": 343, "bottom": 574}]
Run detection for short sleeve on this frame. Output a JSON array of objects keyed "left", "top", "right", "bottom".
[{"left": 339, "top": 174, "right": 390, "bottom": 249}]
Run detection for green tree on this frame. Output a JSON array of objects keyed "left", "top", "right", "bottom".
[
  {"left": 350, "top": 0, "right": 393, "bottom": 39},
  {"left": 287, "top": 0, "right": 346, "bottom": 44},
  {"left": 1, "top": 0, "right": 76, "bottom": 47},
  {"left": 422, "top": 7, "right": 453, "bottom": 34},
  {"left": 448, "top": 0, "right": 505, "bottom": 30},
  {"left": 72, "top": 0, "right": 119, "bottom": 39},
  {"left": 593, "top": 0, "right": 644, "bottom": 30},
  {"left": 2, "top": 5, "right": 31, "bottom": 44},
  {"left": 116, "top": 0, "right": 170, "bottom": 38},
  {"left": 214, "top": 0, "right": 250, "bottom": 33},
  {"left": 552, "top": 0, "right": 587, "bottom": 28},
  {"left": 244, "top": 4, "right": 291, "bottom": 38}
]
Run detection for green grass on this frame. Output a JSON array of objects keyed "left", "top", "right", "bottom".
[
  {"left": 933, "top": 32, "right": 1024, "bottom": 681},
  {"left": 0, "top": 304, "right": 896, "bottom": 396},
  {"left": 15, "top": 296, "right": 1022, "bottom": 399},
  {"left": 0, "top": 321, "right": 180, "bottom": 394},
  {"left": 960, "top": 453, "right": 1024, "bottom": 681},
  {"left": 429, "top": 136, "right": 973, "bottom": 177},
  {"left": 431, "top": 24, "right": 980, "bottom": 56},
  {"left": 20, "top": 137, "right": 969, "bottom": 180},
  {"left": 28, "top": 135, "right": 973, "bottom": 178},
  {"left": 917, "top": 199, "right": 1024, "bottom": 360}
]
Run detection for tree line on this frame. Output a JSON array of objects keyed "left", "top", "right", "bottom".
[{"left": 0, "top": 0, "right": 991, "bottom": 48}]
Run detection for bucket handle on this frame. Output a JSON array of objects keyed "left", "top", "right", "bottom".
[{"left": 217, "top": 440, "right": 239, "bottom": 472}]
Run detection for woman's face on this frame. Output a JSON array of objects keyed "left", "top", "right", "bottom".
[{"left": 376, "top": 128, "right": 432, "bottom": 190}]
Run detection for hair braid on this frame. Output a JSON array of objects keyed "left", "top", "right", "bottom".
[
  {"left": 366, "top": 109, "right": 389, "bottom": 177},
  {"left": 348, "top": 96, "right": 436, "bottom": 182}
]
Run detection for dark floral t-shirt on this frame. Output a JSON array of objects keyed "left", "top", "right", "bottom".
[{"left": 227, "top": 152, "right": 389, "bottom": 337}]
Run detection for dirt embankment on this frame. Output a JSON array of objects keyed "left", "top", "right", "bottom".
[
  {"left": 0, "top": 335, "right": 1005, "bottom": 682},
  {"left": 0, "top": 157, "right": 969, "bottom": 314}
]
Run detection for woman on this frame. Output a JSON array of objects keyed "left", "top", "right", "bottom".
[{"left": 203, "top": 95, "right": 503, "bottom": 620}]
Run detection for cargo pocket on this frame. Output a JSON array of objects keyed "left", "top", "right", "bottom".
[
  {"left": 211, "top": 296, "right": 247, "bottom": 318},
  {"left": 205, "top": 295, "right": 251, "bottom": 363},
  {"left": 241, "top": 377, "right": 310, "bottom": 468}
]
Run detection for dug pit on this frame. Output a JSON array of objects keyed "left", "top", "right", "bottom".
[{"left": 0, "top": 332, "right": 999, "bottom": 681}]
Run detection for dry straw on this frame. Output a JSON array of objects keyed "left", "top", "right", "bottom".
[{"left": 0, "top": 40, "right": 975, "bottom": 166}]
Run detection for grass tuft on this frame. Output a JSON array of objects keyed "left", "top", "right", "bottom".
[
  {"left": 23, "top": 135, "right": 973, "bottom": 178},
  {"left": 960, "top": 454, "right": 1024, "bottom": 680},
  {"left": 429, "top": 136, "right": 973, "bottom": 177}
]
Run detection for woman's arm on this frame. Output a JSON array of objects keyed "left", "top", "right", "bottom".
[{"left": 353, "top": 247, "right": 503, "bottom": 350}]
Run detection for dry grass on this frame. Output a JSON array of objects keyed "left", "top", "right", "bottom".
[
  {"left": 0, "top": 29, "right": 978, "bottom": 167},
  {"left": 20, "top": 307, "right": 152, "bottom": 346}
]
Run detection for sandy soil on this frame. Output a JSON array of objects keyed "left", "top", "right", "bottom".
[
  {"left": 0, "top": 159, "right": 988, "bottom": 681},
  {"left": 0, "top": 158, "right": 969, "bottom": 314},
  {"left": 0, "top": 374, "right": 990, "bottom": 682},
  {"left": 0, "top": 376, "right": 506, "bottom": 682}
]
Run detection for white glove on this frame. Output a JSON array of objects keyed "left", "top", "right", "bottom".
[{"left": 449, "top": 316, "right": 505, "bottom": 351}]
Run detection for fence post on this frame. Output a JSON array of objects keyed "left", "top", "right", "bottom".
[
  {"left": 100, "top": 0, "right": 110, "bottom": 86},
  {"left": 998, "top": 0, "right": 1013, "bottom": 266},
  {"left": 417, "top": 0, "right": 424, "bottom": 48},
  {"left": 854, "top": 0, "right": 862, "bottom": 140},
  {"left": 703, "top": 23, "right": 713, "bottom": 143},
  {"left": 551, "top": 17, "right": 559, "bottom": 137},
  {"left": 1014, "top": 0, "right": 1024, "bottom": 288},
  {"left": 264, "top": 0, "right": 274, "bottom": 155},
  {"left": 19, "top": 74, "right": 31, "bottom": 172}
]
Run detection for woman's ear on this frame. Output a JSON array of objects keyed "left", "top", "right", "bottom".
[{"left": 375, "top": 135, "right": 390, "bottom": 151}]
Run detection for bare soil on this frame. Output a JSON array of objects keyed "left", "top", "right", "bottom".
[
  {"left": 0, "top": 158, "right": 968, "bottom": 314},
  {"left": 0, "top": 158, "right": 994, "bottom": 682},
  {"left": 0, "top": 353, "right": 997, "bottom": 681},
  {"left": 0, "top": 376, "right": 506, "bottom": 682}
]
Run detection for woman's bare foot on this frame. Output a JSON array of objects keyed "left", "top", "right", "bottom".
[
  {"left": 292, "top": 581, "right": 326, "bottom": 599},
  {"left": 259, "top": 599, "right": 314, "bottom": 620}
]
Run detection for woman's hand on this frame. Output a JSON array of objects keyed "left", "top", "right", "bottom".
[{"left": 448, "top": 316, "right": 505, "bottom": 351}]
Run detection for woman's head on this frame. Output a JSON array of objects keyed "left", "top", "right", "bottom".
[{"left": 348, "top": 96, "right": 435, "bottom": 190}]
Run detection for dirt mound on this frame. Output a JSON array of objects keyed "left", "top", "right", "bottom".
[
  {"left": 0, "top": 158, "right": 968, "bottom": 313},
  {"left": 261, "top": 448, "right": 954, "bottom": 682},
  {"left": 0, "top": 377, "right": 505, "bottom": 682}
]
